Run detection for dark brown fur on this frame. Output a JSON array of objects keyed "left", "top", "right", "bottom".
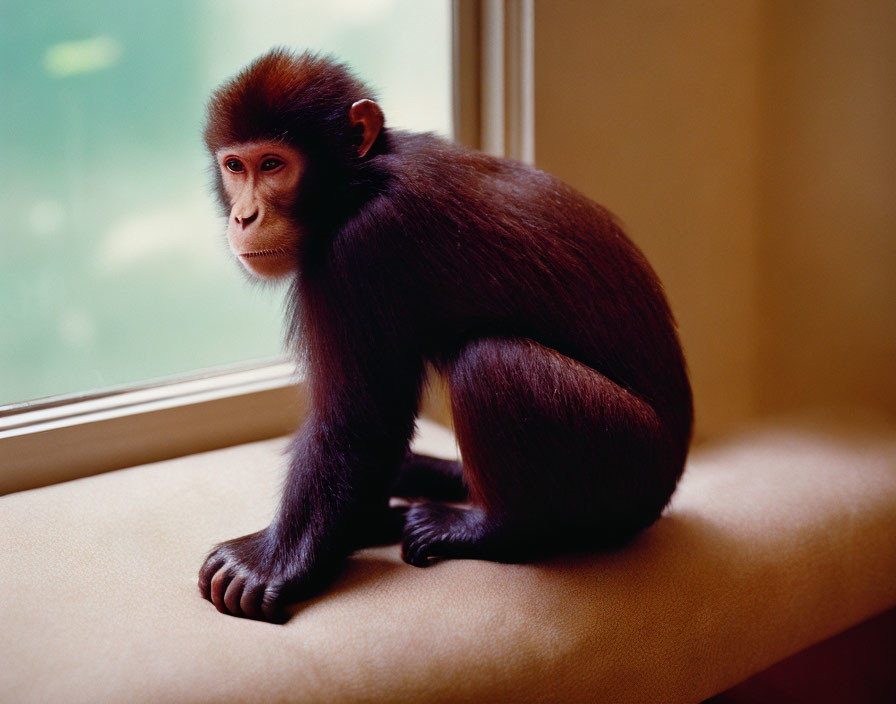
[{"left": 199, "top": 49, "right": 693, "bottom": 621}]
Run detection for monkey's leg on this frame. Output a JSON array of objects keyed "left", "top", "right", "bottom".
[
  {"left": 401, "top": 338, "right": 681, "bottom": 567},
  {"left": 391, "top": 452, "right": 467, "bottom": 502}
]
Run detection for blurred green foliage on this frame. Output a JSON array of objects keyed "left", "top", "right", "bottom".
[{"left": 0, "top": 0, "right": 450, "bottom": 403}]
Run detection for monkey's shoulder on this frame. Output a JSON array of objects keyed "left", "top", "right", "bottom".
[
  {"left": 380, "top": 131, "right": 535, "bottom": 185},
  {"left": 375, "top": 131, "right": 596, "bottom": 220}
]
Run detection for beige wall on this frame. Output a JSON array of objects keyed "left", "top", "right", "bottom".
[
  {"left": 757, "top": 1, "right": 896, "bottom": 420},
  {"left": 533, "top": 0, "right": 895, "bottom": 441}
]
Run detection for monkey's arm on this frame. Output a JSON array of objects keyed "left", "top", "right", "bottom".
[{"left": 198, "top": 323, "right": 423, "bottom": 622}]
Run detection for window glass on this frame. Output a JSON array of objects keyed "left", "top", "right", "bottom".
[{"left": 0, "top": 0, "right": 452, "bottom": 404}]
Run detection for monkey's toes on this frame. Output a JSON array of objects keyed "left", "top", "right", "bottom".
[
  {"left": 198, "top": 540, "right": 288, "bottom": 622},
  {"left": 401, "top": 502, "right": 462, "bottom": 567}
]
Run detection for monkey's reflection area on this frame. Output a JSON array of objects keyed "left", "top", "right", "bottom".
[{"left": 197, "top": 50, "right": 693, "bottom": 623}]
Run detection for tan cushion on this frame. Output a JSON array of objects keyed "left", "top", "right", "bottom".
[{"left": 2, "top": 416, "right": 895, "bottom": 703}]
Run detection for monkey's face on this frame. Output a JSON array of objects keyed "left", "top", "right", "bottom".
[{"left": 216, "top": 141, "right": 304, "bottom": 279}]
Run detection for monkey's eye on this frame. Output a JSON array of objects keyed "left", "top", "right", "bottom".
[
  {"left": 224, "top": 158, "right": 244, "bottom": 173},
  {"left": 260, "top": 157, "right": 284, "bottom": 172}
]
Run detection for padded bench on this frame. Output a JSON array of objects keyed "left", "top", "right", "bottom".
[{"left": 2, "top": 415, "right": 895, "bottom": 702}]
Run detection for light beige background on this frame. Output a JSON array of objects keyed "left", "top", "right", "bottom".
[{"left": 532, "top": 0, "right": 896, "bottom": 442}]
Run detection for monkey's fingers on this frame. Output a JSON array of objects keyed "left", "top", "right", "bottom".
[
  {"left": 209, "top": 565, "right": 236, "bottom": 614},
  {"left": 198, "top": 552, "right": 227, "bottom": 600},
  {"left": 202, "top": 559, "right": 285, "bottom": 622},
  {"left": 238, "top": 582, "right": 268, "bottom": 621},
  {"left": 223, "top": 575, "right": 247, "bottom": 615},
  {"left": 259, "top": 584, "right": 288, "bottom": 623}
]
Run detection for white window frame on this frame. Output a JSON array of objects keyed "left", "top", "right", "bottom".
[
  {"left": 0, "top": 1, "right": 534, "bottom": 494},
  {"left": 0, "top": 363, "right": 304, "bottom": 493}
]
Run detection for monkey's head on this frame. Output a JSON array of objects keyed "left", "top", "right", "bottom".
[{"left": 204, "top": 49, "right": 384, "bottom": 279}]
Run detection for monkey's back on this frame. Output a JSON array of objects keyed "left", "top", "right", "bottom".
[{"left": 361, "top": 131, "right": 693, "bottom": 447}]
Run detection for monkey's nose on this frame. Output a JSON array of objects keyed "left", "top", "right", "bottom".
[{"left": 234, "top": 210, "right": 259, "bottom": 227}]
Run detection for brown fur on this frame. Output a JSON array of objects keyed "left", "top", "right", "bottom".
[{"left": 198, "top": 49, "right": 693, "bottom": 622}]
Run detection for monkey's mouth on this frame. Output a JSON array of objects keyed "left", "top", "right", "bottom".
[{"left": 240, "top": 247, "right": 290, "bottom": 259}]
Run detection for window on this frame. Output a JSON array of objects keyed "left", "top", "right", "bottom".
[{"left": 1, "top": 0, "right": 452, "bottom": 406}]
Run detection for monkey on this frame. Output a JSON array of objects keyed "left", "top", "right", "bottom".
[{"left": 198, "top": 49, "right": 693, "bottom": 622}]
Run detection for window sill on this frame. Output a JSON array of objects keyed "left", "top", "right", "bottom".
[
  {"left": 1, "top": 416, "right": 893, "bottom": 701},
  {"left": 0, "top": 362, "right": 304, "bottom": 494}
]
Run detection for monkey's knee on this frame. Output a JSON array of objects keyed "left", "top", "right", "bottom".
[
  {"left": 447, "top": 337, "right": 680, "bottom": 531},
  {"left": 446, "top": 338, "right": 586, "bottom": 508}
]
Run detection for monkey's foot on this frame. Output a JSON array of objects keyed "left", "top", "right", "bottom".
[
  {"left": 198, "top": 528, "right": 330, "bottom": 623},
  {"left": 401, "top": 503, "right": 490, "bottom": 567}
]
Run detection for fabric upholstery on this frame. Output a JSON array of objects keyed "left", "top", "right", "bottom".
[{"left": 2, "top": 416, "right": 895, "bottom": 703}]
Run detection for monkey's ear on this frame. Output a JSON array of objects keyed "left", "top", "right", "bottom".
[{"left": 349, "top": 99, "right": 384, "bottom": 158}]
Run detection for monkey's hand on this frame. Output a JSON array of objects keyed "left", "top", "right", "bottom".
[{"left": 198, "top": 526, "right": 337, "bottom": 622}]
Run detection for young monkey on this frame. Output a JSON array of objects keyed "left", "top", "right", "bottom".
[{"left": 198, "top": 49, "right": 693, "bottom": 622}]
